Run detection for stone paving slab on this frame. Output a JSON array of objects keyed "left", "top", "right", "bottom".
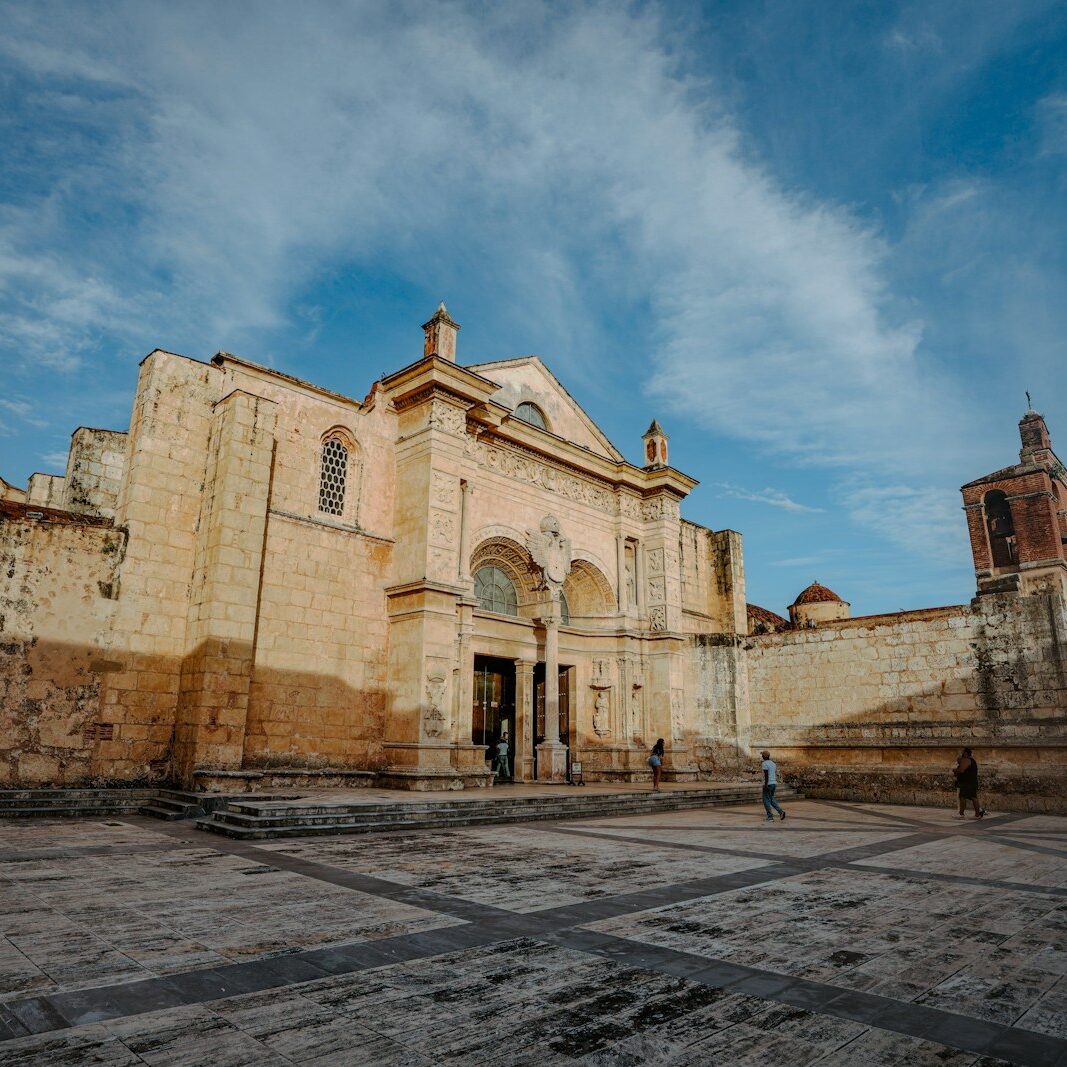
[{"left": 0, "top": 799, "right": 1064, "bottom": 1065}]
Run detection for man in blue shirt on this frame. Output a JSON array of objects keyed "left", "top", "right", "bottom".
[{"left": 761, "top": 750, "right": 786, "bottom": 822}]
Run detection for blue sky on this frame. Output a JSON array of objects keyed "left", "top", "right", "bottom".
[{"left": 1, "top": 1, "right": 1065, "bottom": 616}]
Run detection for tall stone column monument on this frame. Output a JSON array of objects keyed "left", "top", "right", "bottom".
[{"left": 528, "top": 515, "right": 571, "bottom": 783}]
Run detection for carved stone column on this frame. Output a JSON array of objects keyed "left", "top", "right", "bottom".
[
  {"left": 536, "top": 606, "right": 567, "bottom": 781},
  {"left": 458, "top": 479, "right": 472, "bottom": 583},
  {"left": 616, "top": 535, "right": 627, "bottom": 613},
  {"left": 454, "top": 598, "right": 475, "bottom": 749},
  {"left": 515, "top": 658, "right": 535, "bottom": 782},
  {"left": 635, "top": 540, "right": 646, "bottom": 617}
]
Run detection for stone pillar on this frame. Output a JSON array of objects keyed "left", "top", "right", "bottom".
[
  {"left": 536, "top": 606, "right": 567, "bottom": 781},
  {"left": 453, "top": 599, "right": 475, "bottom": 748},
  {"left": 458, "top": 480, "right": 472, "bottom": 583},
  {"left": 515, "top": 659, "right": 535, "bottom": 782},
  {"left": 616, "top": 535, "right": 627, "bottom": 613},
  {"left": 635, "top": 540, "right": 646, "bottom": 616}
]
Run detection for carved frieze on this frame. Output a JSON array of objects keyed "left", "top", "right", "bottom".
[
  {"left": 648, "top": 605, "right": 667, "bottom": 632},
  {"left": 466, "top": 436, "right": 615, "bottom": 514},
  {"left": 427, "top": 398, "right": 467, "bottom": 437}
]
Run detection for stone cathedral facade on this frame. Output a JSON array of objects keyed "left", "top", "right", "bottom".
[{"left": 2, "top": 307, "right": 1065, "bottom": 808}]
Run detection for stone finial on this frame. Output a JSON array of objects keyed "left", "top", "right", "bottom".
[
  {"left": 642, "top": 418, "right": 668, "bottom": 469},
  {"left": 422, "top": 302, "right": 460, "bottom": 362}
]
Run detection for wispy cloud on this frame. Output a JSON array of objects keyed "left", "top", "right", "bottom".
[
  {"left": 716, "top": 483, "right": 823, "bottom": 513},
  {"left": 769, "top": 555, "right": 823, "bottom": 568}
]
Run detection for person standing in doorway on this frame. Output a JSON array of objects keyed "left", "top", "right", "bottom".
[
  {"left": 648, "top": 738, "right": 665, "bottom": 791},
  {"left": 760, "top": 750, "right": 786, "bottom": 822},
  {"left": 496, "top": 735, "right": 510, "bottom": 781},
  {"left": 953, "top": 748, "right": 986, "bottom": 818}
]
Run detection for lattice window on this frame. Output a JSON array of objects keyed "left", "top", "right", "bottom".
[
  {"left": 474, "top": 566, "right": 519, "bottom": 616},
  {"left": 318, "top": 437, "right": 349, "bottom": 516}
]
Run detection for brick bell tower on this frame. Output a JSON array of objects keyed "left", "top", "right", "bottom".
[{"left": 961, "top": 407, "right": 1067, "bottom": 597}]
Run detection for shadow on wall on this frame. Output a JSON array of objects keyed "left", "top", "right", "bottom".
[{"left": 0, "top": 637, "right": 391, "bottom": 788}]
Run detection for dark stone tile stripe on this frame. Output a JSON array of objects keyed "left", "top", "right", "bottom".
[
  {"left": 547, "top": 824, "right": 1067, "bottom": 897},
  {"left": 537, "top": 929, "right": 1067, "bottom": 1067}
]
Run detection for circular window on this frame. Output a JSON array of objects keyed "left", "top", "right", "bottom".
[{"left": 514, "top": 402, "right": 548, "bottom": 431}]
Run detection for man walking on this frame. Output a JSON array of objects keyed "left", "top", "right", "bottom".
[
  {"left": 952, "top": 747, "right": 986, "bottom": 819},
  {"left": 495, "top": 735, "right": 510, "bottom": 781},
  {"left": 761, "top": 750, "right": 786, "bottom": 822}
]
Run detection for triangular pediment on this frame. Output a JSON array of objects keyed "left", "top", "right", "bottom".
[{"left": 465, "top": 356, "right": 623, "bottom": 462}]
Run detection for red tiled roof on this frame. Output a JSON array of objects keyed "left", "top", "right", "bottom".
[{"left": 747, "top": 603, "right": 788, "bottom": 628}]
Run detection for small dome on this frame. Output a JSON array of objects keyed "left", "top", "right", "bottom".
[{"left": 792, "top": 581, "right": 843, "bottom": 606}]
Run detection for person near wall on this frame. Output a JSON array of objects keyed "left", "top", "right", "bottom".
[
  {"left": 760, "top": 750, "right": 786, "bottom": 822},
  {"left": 648, "top": 738, "right": 665, "bottom": 792},
  {"left": 495, "top": 735, "right": 510, "bottom": 781},
  {"left": 953, "top": 747, "right": 986, "bottom": 819}
]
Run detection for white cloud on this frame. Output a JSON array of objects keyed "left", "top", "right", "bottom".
[
  {"left": 842, "top": 484, "right": 966, "bottom": 564},
  {"left": 769, "top": 555, "right": 824, "bottom": 568},
  {"left": 38, "top": 450, "right": 69, "bottom": 470},
  {"left": 716, "top": 482, "right": 823, "bottom": 513}
]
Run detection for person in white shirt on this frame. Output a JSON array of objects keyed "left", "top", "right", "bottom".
[
  {"left": 496, "top": 736, "right": 510, "bottom": 780},
  {"left": 760, "top": 750, "right": 786, "bottom": 822}
]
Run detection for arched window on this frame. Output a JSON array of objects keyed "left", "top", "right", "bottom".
[
  {"left": 559, "top": 591, "right": 570, "bottom": 625},
  {"left": 514, "top": 402, "right": 548, "bottom": 431},
  {"left": 984, "top": 490, "right": 1017, "bottom": 568},
  {"left": 319, "top": 436, "right": 349, "bottom": 516},
  {"left": 474, "top": 566, "right": 518, "bottom": 616}
]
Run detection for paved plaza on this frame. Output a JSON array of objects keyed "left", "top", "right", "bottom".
[{"left": 0, "top": 798, "right": 1064, "bottom": 1066}]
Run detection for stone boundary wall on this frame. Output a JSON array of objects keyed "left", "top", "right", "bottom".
[
  {"left": 0, "top": 505, "right": 123, "bottom": 786},
  {"left": 692, "top": 591, "right": 1067, "bottom": 812}
]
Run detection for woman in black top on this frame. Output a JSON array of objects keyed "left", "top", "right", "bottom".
[
  {"left": 648, "top": 738, "right": 665, "bottom": 792},
  {"left": 953, "top": 747, "right": 986, "bottom": 819}
]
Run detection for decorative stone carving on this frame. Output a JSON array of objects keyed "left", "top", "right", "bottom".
[
  {"left": 424, "top": 669, "right": 448, "bottom": 739},
  {"left": 431, "top": 470, "right": 456, "bottom": 507},
  {"left": 671, "top": 689, "right": 684, "bottom": 742},
  {"left": 592, "top": 689, "right": 611, "bottom": 738},
  {"left": 430, "top": 511, "right": 455, "bottom": 545},
  {"left": 527, "top": 515, "right": 572, "bottom": 594},
  {"left": 648, "top": 605, "right": 667, "bottom": 632},
  {"left": 630, "top": 679, "right": 643, "bottom": 740},
  {"left": 427, "top": 398, "right": 467, "bottom": 437},
  {"left": 648, "top": 576, "right": 665, "bottom": 602},
  {"left": 467, "top": 436, "right": 615, "bottom": 514},
  {"left": 646, "top": 548, "right": 664, "bottom": 575},
  {"left": 591, "top": 658, "right": 611, "bottom": 688}
]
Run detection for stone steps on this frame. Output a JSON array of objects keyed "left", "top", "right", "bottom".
[
  {"left": 0, "top": 787, "right": 212, "bottom": 821},
  {"left": 0, "top": 788, "right": 154, "bottom": 817},
  {"left": 197, "top": 785, "right": 801, "bottom": 840}
]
